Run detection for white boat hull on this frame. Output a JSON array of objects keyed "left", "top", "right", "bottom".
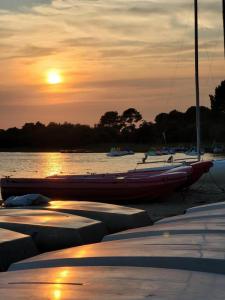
[
  {"left": 107, "top": 151, "right": 134, "bottom": 157},
  {"left": 195, "top": 159, "right": 225, "bottom": 189}
]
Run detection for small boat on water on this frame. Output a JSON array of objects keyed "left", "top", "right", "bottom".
[
  {"left": 212, "top": 145, "right": 224, "bottom": 154},
  {"left": 107, "top": 147, "right": 134, "bottom": 157},
  {"left": 60, "top": 149, "right": 78, "bottom": 153},
  {"left": 1, "top": 171, "right": 187, "bottom": 202},
  {"left": 185, "top": 148, "right": 204, "bottom": 156},
  {"left": 60, "top": 149, "right": 91, "bottom": 153},
  {"left": 147, "top": 148, "right": 176, "bottom": 156}
]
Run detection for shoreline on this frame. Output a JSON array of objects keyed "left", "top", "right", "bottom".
[{"left": 127, "top": 184, "right": 225, "bottom": 222}]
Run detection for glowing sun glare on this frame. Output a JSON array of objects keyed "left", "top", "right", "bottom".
[{"left": 47, "top": 70, "right": 62, "bottom": 85}]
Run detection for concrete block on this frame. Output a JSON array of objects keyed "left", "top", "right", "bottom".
[
  {"left": 0, "top": 209, "right": 107, "bottom": 252},
  {"left": 104, "top": 224, "right": 225, "bottom": 242},
  {"left": 10, "top": 229, "right": 225, "bottom": 275},
  {"left": 40, "top": 201, "right": 152, "bottom": 233},
  {"left": 0, "top": 228, "right": 38, "bottom": 271}
]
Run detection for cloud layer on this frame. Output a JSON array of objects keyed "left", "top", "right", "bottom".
[{"left": 0, "top": 0, "right": 224, "bottom": 128}]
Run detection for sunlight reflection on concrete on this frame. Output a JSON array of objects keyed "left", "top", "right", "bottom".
[{"left": 53, "top": 269, "right": 70, "bottom": 300}]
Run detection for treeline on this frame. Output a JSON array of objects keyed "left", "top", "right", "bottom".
[{"left": 0, "top": 80, "right": 225, "bottom": 150}]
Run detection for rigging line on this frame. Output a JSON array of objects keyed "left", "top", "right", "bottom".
[
  {"left": 163, "top": 2, "right": 194, "bottom": 112},
  {"left": 205, "top": 47, "right": 217, "bottom": 87},
  {"left": 223, "top": 0, "right": 225, "bottom": 57},
  {"left": 201, "top": 12, "right": 223, "bottom": 87},
  {"left": 203, "top": 37, "right": 217, "bottom": 91}
]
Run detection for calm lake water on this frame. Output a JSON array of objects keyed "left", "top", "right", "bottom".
[
  {"left": 0, "top": 152, "right": 221, "bottom": 179},
  {"left": 0, "top": 152, "right": 149, "bottom": 179}
]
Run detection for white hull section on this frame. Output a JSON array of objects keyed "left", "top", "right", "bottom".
[
  {"left": 195, "top": 159, "right": 225, "bottom": 189},
  {"left": 107, "top": 151, "right": 134, "bottom": 157}
]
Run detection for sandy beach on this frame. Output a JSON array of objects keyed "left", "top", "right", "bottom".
[{"left": 127, "top": 182, "right": 225, "bottom": 222}]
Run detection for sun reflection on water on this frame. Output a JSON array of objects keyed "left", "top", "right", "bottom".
[{"left": 41, "top": 153, "right": 64, "bottom": 177}]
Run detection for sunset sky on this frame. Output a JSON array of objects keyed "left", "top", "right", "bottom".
[{"left": 0, "top": 0, "right": 224, "bottom": 129}]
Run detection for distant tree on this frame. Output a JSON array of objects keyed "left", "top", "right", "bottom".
[
  {"left": 35, "top": 121, "right": 45, "bottom": 129},
  {"left": 4, "top": 98, "right": 225, "bottom": 149},
  {"left": 210, "top": 80, "right": 225, "bottom": 114},
  {"left": 22, "top": 123, "right": 36, "bottom": 131},
  {"left": 119, "top": 108, "right": 142, "bottom": 142},
  {"left": 120, "top": 108, "right": 142, "bottom": 133},
  {"left": 4, "top": 127, "right": 23, "bottom": 148},
  {"left": 121, "top": 108, "right": 142, "bottom": 126},
  {"left": 154, "top": 113, "right": 169, "bottom": 142},
  {"left": 47, "top": 122, "right": 60, "bottom": 128},
  {"left": 168, "top": 110, "right": 183, "bottom": 121},
  {"left": 135, "top": 121, "right": 156, "bottom": 143},
  {"left": 185, "top": 106, "right": 211, "bottom": 122},
  {"left": 154, "top": 113, "right": 168, "bottom": 126},
  {"left": 98, "top": 111, "right": 120, "bottom": 129}
]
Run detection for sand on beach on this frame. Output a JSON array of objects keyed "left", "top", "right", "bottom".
[{"left": 127, "top": 181, "right": 225, "bottom": 222}]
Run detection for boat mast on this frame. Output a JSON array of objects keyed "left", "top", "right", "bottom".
[
  {"left": 194, "top": 0, "right": 201, "bottom": 161},
  {"left": 223, "top": 0, "right": 225, "bottom": 57}
]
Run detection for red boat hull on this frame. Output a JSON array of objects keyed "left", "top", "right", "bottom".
[
  {"left": 1, "top": 172, "right": 187, "bottom": 202},
  {"left": 0, "top": 161, "right": 212, "bottom": 202},
  {"left": 129, "top": 160, "right": 213, "bottom": 187},
  {"left": 187, "top": 161, "right": 213, "bottom": 186}
]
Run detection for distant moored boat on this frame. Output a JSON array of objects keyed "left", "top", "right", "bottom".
[{"left": 107, "top": 147, "right": 135, "bottom": 157}]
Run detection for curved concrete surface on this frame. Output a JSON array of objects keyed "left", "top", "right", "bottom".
[
  {"left": 104, "top": 212, "right": 225, "bottom": 242},
  {"left": 2, "top": 266, "right": 225, "bottom": 300},
  {"left": 27, "top": 201, "right": 152, "bottom": 233},
  {"left": 4, "top": 201, "right": 225, "bottom": 298},
  {"left": 156, "top": 210, "right": 225, "bottom": 225},
  {"left": 104, "top": 223, "right": 225, "bottom": 242},
  {"left": 187, "top": 201, "right": 225, "bottom": 213},
  {"left": 10, "top": 229, "right": 225, "bottom": 275},
  {"left": 0, "top": 228, "right": 38, "bottom": 271},
  {"left": 0, "top": 209, "right": 107, "bottom": 252}
]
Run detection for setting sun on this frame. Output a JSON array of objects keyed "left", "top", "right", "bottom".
[{"left": 47, "top": 70, "right": 62, "bottom": 85}]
